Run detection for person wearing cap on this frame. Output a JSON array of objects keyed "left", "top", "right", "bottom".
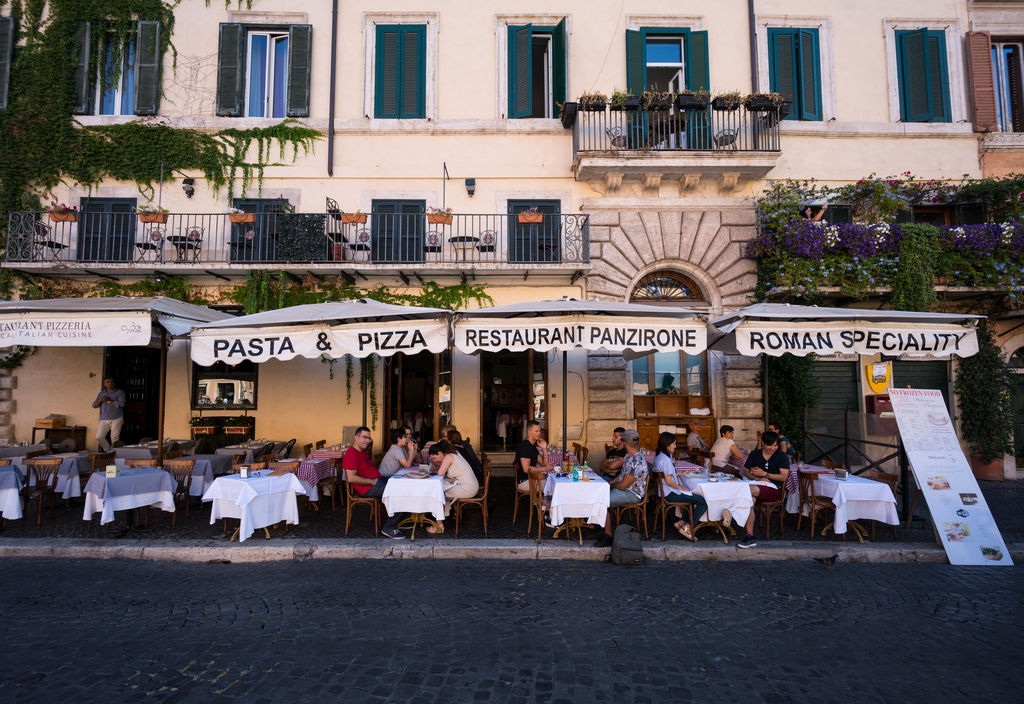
[
  {"left": 686, "top": 420, "right": 709, "bottom": 452},
  {"left": 594, "top": 428, "right": 648, "bottom": 548}
]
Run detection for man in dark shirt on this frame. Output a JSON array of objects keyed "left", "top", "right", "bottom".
[
  {"left": 597, "top": 427, "right": 627, "bottom": 480},
  {"left": 514, "top": 420, "right": 549, "bottom": 493},
  {"left": 343, "top": 426, "right": 406, "bottom": 539},
  {"left": 736, "top": 431, "right": 790, "bottom": 549}
]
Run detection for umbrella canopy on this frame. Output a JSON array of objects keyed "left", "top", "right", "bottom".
[
  {"left": 710, "top": 303, "right": 983, "bottom": 358},
  {"left": 189, "top": 298, "right": 450, "bottom": 365},
  {"left": 0, "top": 296, "right": 230, "bottom": 346}
]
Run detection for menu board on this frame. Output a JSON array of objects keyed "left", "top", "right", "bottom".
[{"left": 889, "top": 388, "right": 1012, "bottom": 566}]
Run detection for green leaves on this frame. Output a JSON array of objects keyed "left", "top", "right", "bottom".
[
  {"left": 955, "top": 323, "right": 1016, "bottom": 464},
  {"left": 890, "top": 223, "right": 940, "bottom": 312}
]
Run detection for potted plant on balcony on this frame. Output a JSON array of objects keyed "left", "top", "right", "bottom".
[
  {"left": 427, "top": 206, "right": 453, "bottom": 225},
  {"left": 578, "top": 91, "right": 607, "bottom": 112},
  {"left": 641, "top": 89, "right": 674, "bottom": 111},
  {"left": 136, "top": 203, "right": 169, "bottom": 224},
  {"left": 954, "top": 323, "right": 1015, "bottom": 481},
  {"left": 45, "top": 196, "right": 78, "bottom": 223},
  {"left": 609, "top": 88, "right": 640, "bottom": 112},
  {"left": 711, "top": 90, "right": 744, "bottom": 111},
  {"left": 676, "top": 89, "right": 710, "bottom": 111},
  {"left": 517, "top": 206, "right": 543, "bottom": 224},
  {"left": 744, "top": 91, "right": 787, "bottom": 112},
  {"left": 228, "top": 207, "right": 255, "bottom": 224},
  {"left": 558, "top": 101, "right": 578, "bottom": 128},
  {"left": 189, "top": 416, "right": 218, "bottom": 437},
  {"left": 222, "top": 415, "right": 255, "bottom": 437},
  {"left": 340, "top": 209, "right": 366, "bottom": 224}
]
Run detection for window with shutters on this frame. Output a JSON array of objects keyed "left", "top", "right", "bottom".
[
  {"left": 993, "top": 41, "right": 1024, "bottom": 132},
  {"left": 507, "top": 20, "right": 567, "bottom": 119},
  {"left": 73, "top": 21, "right": 161, "bottom": 116},
  {"left": 374, "top": 25, "right": 425, "bottom": 119},
  {"left": 625, "top": 28, "right": 709, "bottom": 97},
  {"left": 895, "top": 29, "right": 951, "bottom": 123},
  {"left": 768, "top": 28, "right": 821, "bottom": 121},
  {"left": 97, "top": 37, "right": 136, "bottom": 116},
  {"left": 216, "top": 23, "right": 312, "bottom": 118},
  {"left": 78, "top": 198, "right": 137, "bottom": 262}
]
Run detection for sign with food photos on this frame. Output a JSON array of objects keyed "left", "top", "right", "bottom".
[{"left": 889, "top": 388, "right": 1012, "bottom": 566}]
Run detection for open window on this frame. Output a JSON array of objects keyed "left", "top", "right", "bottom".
[
  {"left": 72, "top": 20, "right": 162, "bottom": 116},
  {"left": 507, "top": 19, "right": 566, "bottom": 119},
  {"left": 216, "top": 23, "right": 312, "bottom": 118},
  {"left": 625, "top": 28, "right": 709, "bottom": 96}
]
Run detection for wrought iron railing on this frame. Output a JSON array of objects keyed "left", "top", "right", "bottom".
[
  {"left": 5, "top": 212, "right": 590, "bottom": 266},
  {"left": 572, "top": 104, "right": 784, "bottom": 156}
]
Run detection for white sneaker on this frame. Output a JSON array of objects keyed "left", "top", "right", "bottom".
[{"left": 721, "top": 508, "right": 732, "bottom": 528}]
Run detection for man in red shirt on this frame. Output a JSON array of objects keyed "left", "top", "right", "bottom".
[{"left": 344, "top": 426, "right": 406, "bottom": 539}]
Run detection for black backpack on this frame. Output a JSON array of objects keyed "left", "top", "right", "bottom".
[{"left": 607, "top": 524, "right": 644, "bottom": 566}]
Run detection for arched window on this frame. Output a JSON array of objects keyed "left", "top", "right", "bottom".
[
  {"left": 1009, "top": 347, "right": 1024, "bottom": 371},
  {"left": 629, "top": 270, "right": 708, "bottom": 397}
]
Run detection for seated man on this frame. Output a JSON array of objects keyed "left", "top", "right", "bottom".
[
  {"left": 735, "top": 431, "right": 790, "bottom": 549},
  {"left": 597, "top": 427, "right": 627, "bottom": 479},
  {"left": 514, "top": 420, "right": 549, "bottom": 494},
  {"left": 767, "top": 421, "right": 795, "bottom": 463},
  {"left": 343, "top": 426, "right": 406, "bottom": 540},
  {"left": 594, "top": 429, "right": 649, "bottom": 548},
  {"left": 378, "top": 428, "right": 418, "bottom": 478},
  {"left": 687, "top": 419, "right": 709, "bottom": 453}
]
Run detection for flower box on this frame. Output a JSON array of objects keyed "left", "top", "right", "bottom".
[
  {"left": 229, "top": 213, "right": 256, "bottom": 224},
  {"left": 49, "top": 211, "right": 78, "bottom": 223},
  {"left": 582, "top": 101, "right": 606, "bottom": 112},
  {"left": 340, "top": 213, "right": 366, "bottom": 224},
  {"left": 223, "top": 426, "right": 254, "bottom": 436},
  {"left": 677, "top": 94, "right": 709, "bottom": 110},
  {"left": 190, "top": 425, "right": 217, "bottom": 436},
  {"left": 518, "top": 213, "right": 544, "bottom": 224},
  {"left": 139, "top": 212, "right": 168, "bottom": 224},
  {"left": 623, "top": 96, "right": 641, "bottom": 111},
  {"left": 643, "top": 95, "right": 673, "bottom": 110},
  {"left": 746, "top": 95, "right": 785, "bottom": 112},
  {"left": 711, "top": 97, "right": 741, "bottom": 112},
  {"left": 428, "top": 213, "right": 453, "bottom": 225}
]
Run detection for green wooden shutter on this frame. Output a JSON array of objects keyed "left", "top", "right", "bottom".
[
  {"left": 376, "top": 26, "right": 400, "bottom": 118},
  {"left": 216, "top": 23, "right": 246, "bottom": 117},
  {"left": 768, "top": 29, "right": 798, "bottom": 108},
  {"left": 72, "top": 21, "right": 92, "bottom": 115},
  {"left": 927, "top": 32, "right": 951, "bottom": 122},
  {"left": 133, "top": 20, "right": 161, "bottom": 115},
  {"left": 508, "top": 24, "right": 532, "bottom": 119},
  {"left": 400, "top": 26, "right": 425, "bottom": 119},
  {"left": 898, "top": 29, "right": 934, "bottom": 122},
  {"left": 625, "top": 30, "right": 644, "bottom": 96},
  {"left": 286, "top": 24, "right": 312, "bottom": 117},
  {"left": 552, "top": 18, "right": 566, "bottom": 117},
  {"left": 0, "top": 17, "right": 14, "bottom": 110},
  {"left": 685, "top": 30, "right": 710, "bottom": 93},
  {"left": 798, "top": 29, "right": 822, "bottom": 121}
]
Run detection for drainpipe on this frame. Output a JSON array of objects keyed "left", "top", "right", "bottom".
[
  {"left": 327, "top": 0, "right": 339, "bottom": 176},
  {"left": 748, "top": 0, "right": 758, "bottom": 92}
]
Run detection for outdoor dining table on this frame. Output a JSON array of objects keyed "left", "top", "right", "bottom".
[
  {"left": 202, "top": 471, "right": 306, "bottom": 542},
  {"left": 0, "top": 444, "right": 47, "bottom": 458},
  {"left": 115, "top": 439, "right": 197, "bottom": 460},
  {"left": 113, "top": 457, "right": 215, "bottom": 498},
  {"left": 543, "top": 470, "right": 610, "bottom": 544},
  {"left": 83, "top": 467, "right": 176, "bottom": 527},
  {"left": 678, "top": 469, "right": 772, "bottom": 543},
  {"left": 813, "top": 474, "right": 899, "bottom": 540},
  {"left": 784, "top": 464, "right": 836, "bottom": 514},
  {"left": 0, "top": 466, "right": 24, "bottom": 520},
  {"left": 184, "top": 453, "right": 234, "bottom": 477},
  {"left": 9, "top": 452, "right": 89, "bottom": 500},
  {"left": 381, "top": 468, "right": 446, "bottom": 539}
]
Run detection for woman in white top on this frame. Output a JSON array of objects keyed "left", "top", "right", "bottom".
[
  {"left": 710, "top": 424, "right": 746, "bottom": 472},
  {"left": 426, "top": 440, "right": 480, "bottom": 533},
  {"left": 654, "top": 432, "right": 707, "bottom": 542}
]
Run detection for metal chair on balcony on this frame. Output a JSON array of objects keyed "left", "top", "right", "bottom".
[
  {"left": 169, "top": 227, "right": 203, "bottom": 262},
  {"left": 476, "top": 230, "right": 497, "bottom": 255},
  {"left": 714, "top": 129, "right": 738, "bottom": 149},
  {"left": 33, "top": 221, "right": 69, "bottom": 261},
  {"left": 424, "top": 230, "right": 443, "bottom": 256},
  {"left": 605, "top": 126, "right": 628, "bottom": 149},
  {"left": 135, "top": 228, "right": 165, "bottom": 262}
]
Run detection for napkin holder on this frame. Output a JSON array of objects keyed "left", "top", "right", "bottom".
[
  {"left": 835, "top": 469, "right": 848, "bottom": 480},
  {"left": 239, "top": 465, "right": 250, "bottom": 478},
  {"left": 105, "top": 464, "right": 120, "bottom": 478}
]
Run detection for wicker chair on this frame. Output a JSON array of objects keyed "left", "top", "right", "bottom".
[
  {"left": 454, "top": 458, "right": 491, "bottom": 537},
  {"left": 613, "top": 473, "right": 651, "bottom": 539},
  {"left": 21, "top": 458, "right": 62, "bottom": 527},
  {"left": 651, "top": 470, "right": 695, "bottom": 541},
  {"left": 865, "top": 469, "right": 899, "bottom": 540},
  {"left": 526, "top": 472, "right": 551, "bottom": 543},
  {"left": 344, "top": 472, "right": 381, "bottom": 536},
  {"left": 797, "top": 471, "right": 835, "bottom": 539},
  {"left": 164, "top": 459, "right": 196, "bottom": 527}
]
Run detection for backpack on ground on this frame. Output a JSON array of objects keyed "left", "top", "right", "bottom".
[{"left": 607, "top": 523, "right": 644, "bottom": 566}]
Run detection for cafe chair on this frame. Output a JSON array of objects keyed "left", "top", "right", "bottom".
[
  {"left": 280, "top": 439, "right": 296, "bottom": 459},
  {"left": 21, "top": 458, "right": 62, "bottom": 527},
  {"left": 865, "top": 469, "right": 900, "bottom": 541},
  {"left": 269, "top": 461, "right": 299, "bottom": 473},
  {"left": 232, "top": 453, "right": 246, "bottom": 464},
  {"left": 25, "top": 447, "right": 51, "bottom": 459},
  {"left": 755, "top": 485, "right": 787, "bottom": 540},
  {"left": 302, "top": 443, "right": 314, "bottom": 458},
  {"left": 822, "top": 459, "right": 843, "bottom": 470},
  {"left": 126, "top": 459, "right": 157, "bottom": 468},
  {"left": 651, "top": 471, "right": 694, "bottom": 541},
  {"left": 139, "top": 437, "right": 154, "bottom": 445},
  {"left": 79, "top": 452, "right": 115, "bottom": 505},
  {"left": 0, "top": 459, "right": 10, "bottom": 466},
  {"left": 252, "top": 442, "right": 275, "bottom": 462},
  {"left": 261, "top": 452, "right": 278, "bottom": 462},
  {"left": 230, "top": 461, "right": 268, "bottom": 474},
  {"left": 512, "top": 462, "right": 530, "bottom": 525},
  {"left": 455, "top": 457, "right": 491, "bottom": 537},
  {"left": 797, "top": 472, "right": 835, "bottom": 539},
  {"left": 165, "top": 459, "right": 196, "bottom": 527},
  {"left": 111, "top": 440, "right": 125, "bottom": 448},
  {"left": 315, "top": 439, "right": 326, "bottom": 450},
  {"left": 344, "top": 473, "right": 381, "bottom": 536},
  {"left": 613, "top": 473, "right": 651, "bottom": 539},
  {"left": 526, "top": 472, "right": 551, "bottom": 543},
  {"left": 315, "top": 458, "right": 340, "bottom": 513}
]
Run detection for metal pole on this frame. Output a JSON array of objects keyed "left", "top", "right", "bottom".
[
  {"left": 158, "top": 162, "right": 164, "bottom": 209},
  {"left": 361, "top": 358, "right": 367, "bottom": 428},
  {"left": 562, "top": 350, "right": 568, "bottom": 462},
  {"left": 327, "top": 0, "right": 338, "bottom": 176},
  {"left": 156, "top": 328, "right": 167, "bottom": 467}
]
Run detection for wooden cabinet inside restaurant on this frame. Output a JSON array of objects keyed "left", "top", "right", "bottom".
[{"left": 634, "top": 394, "right": 715, "bottom": 450}]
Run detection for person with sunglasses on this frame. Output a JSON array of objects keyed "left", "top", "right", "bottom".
[{"left": 736, "top": 430, "right": 790, "bottom": 549}]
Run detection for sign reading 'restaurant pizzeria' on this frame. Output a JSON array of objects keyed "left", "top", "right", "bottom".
[
  {"left": 733, "top": 321, "right": 978, "bottom": 358},
  {"left": 0, "top": 312, "right": 152, "bottom": 346},
  {"left": 454, "top": 316, "right": 706, "bottom": 354}
]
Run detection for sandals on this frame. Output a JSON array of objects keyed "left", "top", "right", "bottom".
[
  {"left": 676, "top": 521, "right": 697, "bottom": 542},
  {"left": 426, "top": 523, "right": 445, "bottom": 534}
]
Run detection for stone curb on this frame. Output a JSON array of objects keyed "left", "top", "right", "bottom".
[{"left": 1, "top": 538, "right": 1021, "bottom": 564}]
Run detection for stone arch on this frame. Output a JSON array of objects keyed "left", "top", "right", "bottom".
[{"left": 624, "top": 259, "right": 724, "bottom": 314}]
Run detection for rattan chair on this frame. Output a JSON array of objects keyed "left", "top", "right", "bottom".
[
  {"left": 865, "top": 469, "right": 900, "bottom": 541},
  {"left": 21, "top": 458, "right": 62, "bottom": 526},
  {"left": 454, "top": 458, "right": 491, "bottom": 537},
  {"left": 797, "top": 471, "right": 835, "bottom": 539},
  {"left": 344, "top": 472, "right": 381, "bottom": 536},
  {"left": 164, "top": 459, "right": 196, "bottom": 527},
  {"left": 651, "top": 470, "right": 695, "bottom": 541},
  {"left": 613, "top": 473, "right": 651, "bottom": 539},
  {"left": 126, "top": 458, "right": 157, "bottom": 468},
  {"left": 526, "top": 472, "right": 551, "bottom": 543}
]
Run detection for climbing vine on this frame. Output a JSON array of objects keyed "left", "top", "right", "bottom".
[
  {"left": 754, "top": 353, "right": 821, "bottom": 446},
  {"left": 0, "top": 344, "right": 33, "bottom": 370}
]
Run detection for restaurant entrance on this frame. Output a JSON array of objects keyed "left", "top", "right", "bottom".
[
  {"left": 480, "top": 351, "right": 547, "bottom": 452},
  {"left": 104, "top": 346, "right": 160, "bottom": 445},
  {"left": 383, "top": 351, "right": 451, "bottom": 444}
]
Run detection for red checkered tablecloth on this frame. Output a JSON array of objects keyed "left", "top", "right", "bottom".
[
  {"left": 298, "top": 458, "right": 335, "bottom": 485},
  {"left": 309, "top": 450, "right": 345, "bottom": 461}
]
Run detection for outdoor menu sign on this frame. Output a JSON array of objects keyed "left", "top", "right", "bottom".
[
  {"left": 734, "top": 321, "right": 978, "bottom": 358},
  {"left": 190, "top": 319, "right": 449, "bottom": 365},
  {"left": 453, "top": 315, "right": 706, "bottom": 354},
  {"left": 889, "top": 388, "right": 1012, "bottom": 566},
  {"left": 0, "top": 311, "right": 151, "bottom": 346}
]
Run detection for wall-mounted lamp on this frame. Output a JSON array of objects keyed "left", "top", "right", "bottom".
[
  {"left": 465, "top": 178, "right": 476, "bottom": 197},
  {"left": 181, "top": 177, "right": 195, "bottom": 198}
]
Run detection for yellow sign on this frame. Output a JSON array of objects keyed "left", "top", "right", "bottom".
[{"left": 866, "top": 362, "right": 891, "bottom": 394}]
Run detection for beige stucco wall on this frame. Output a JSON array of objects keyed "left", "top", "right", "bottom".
[{"left": 10, "top": 346, "right": 105, "bottom": 447}]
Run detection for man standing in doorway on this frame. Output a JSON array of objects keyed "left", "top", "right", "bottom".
[{"left": 93, "top": 377, "right": 125, "bottom": 452}]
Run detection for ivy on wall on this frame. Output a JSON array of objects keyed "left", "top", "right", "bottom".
[{"left": 754, "top": 353, "right": 821, "bottom": 449}]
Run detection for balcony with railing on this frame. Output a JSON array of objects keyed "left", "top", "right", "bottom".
[
  {"left": 570, "top": 103, "right": 784, "bottom": 195},
  {"left": 5, "top": 211, "right": 590, "bottom": 277}
]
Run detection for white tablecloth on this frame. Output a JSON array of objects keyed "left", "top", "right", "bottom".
[
  {"left": 681, "top": 475, "right": 760, "bottom": 528},
  {"left": 83, "top": 468, "right": 176, "bottom": 525},
  {"left": 202, "top": 473, "right": 305, "bottom": 542},
  {"left": 113, "top": 458, "right": 215, "bottom": 498},
  {"left": 814, "top": 475, "right": 899, "bottom": 534},
  {"left": 10, "top": 453, "right": 88, "bottom": 500},
  {"left": 381, "top": 470, "right": 446, "bottom": 520},
  {"left": 0, "top": 467, "right": 23, "bottom": 520},
  {"left": 544, "top": 473, "right": 610, "bottom": 527}
]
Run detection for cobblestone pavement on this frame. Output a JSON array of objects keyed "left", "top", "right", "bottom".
[
  {"left": 2, "top": 478, "right": 1022, "bottom": 546},
  {"left": 0, "top": 558, "right": 1021, "bottom": 703}
]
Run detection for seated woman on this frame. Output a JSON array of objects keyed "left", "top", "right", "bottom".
[
  {"left": 654, "top": 432, "right": 707, "bottom": 542},
  {"left": 426, "top": 440, "right": 480, "bottom": 534},
  {"left": 710, "top": 425, "right": 747, "bottom": 472}
]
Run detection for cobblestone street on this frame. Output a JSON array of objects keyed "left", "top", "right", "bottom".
[{"left": 0, "top": 558, "right": 1020, "bottom": 703}]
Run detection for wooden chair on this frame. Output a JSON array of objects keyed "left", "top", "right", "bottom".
[
  {"left": 166, "top": 449, "right": 184, "bottom": 459},
  {"left": 261, "top": 452, "right": 278, "bottom": 462},
  {"left": 269, "top": 461, "right": 300, "bottom": 473},
  {"left": 315, "top": 439, "right": 326, "bottom": 450},
  {"left": 572, "top": 443, "right": 584, "bottom": 461},
  {"left": 512, "top": 462, "right": 530, "bottom": 525},
  {"left": 797, "top": 472, "right": 835, "bottom": 539},
  {"left": 126, "top": 459, "right": 157, "bottom": 468},
  {"left": 302, "top": 443, "right": 313, "bottom": 458},
  {"left": 344, "top": 473, "right": 381, "bottom": 536},
  {"left": 526, "top": 472, "right": 551, "bottom": 543},
  {"left": 865, "top": 469, "right": 900, "bottom": 541},
  {"left": 232, "top": 453, "right": 246, "bottom": 464},
  {"left": 0, "top": 459, "right": 10, "bottom": 466},
  {"left": 455, "top": 458, "right": 491, "bottom": 537},
  {"left": 230, "top": 461, "right": 268, "bottom": 473},
  {"left": 754, "top": 484, "right": 787, "bottom": 540},
  {"left": 651, "top": 471, "right": 695, "bottom": 541},
  {"left": 316, "top": 458, "right": 340, "bottom": 513},
  {"left": 21, "top": 458, "right": 61, "bottom": 527},
  {"left": 613, "top": 473, "right": 651, "bottom": 539},
  {"left": 164, "top": 459, "right": 196, "bottom": 527},
  {"left": 822, "top": 459, "right": 843, "bottom": 470},
  {"left": 25, "top": 448, "right": 51, "bottom": 459}
]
